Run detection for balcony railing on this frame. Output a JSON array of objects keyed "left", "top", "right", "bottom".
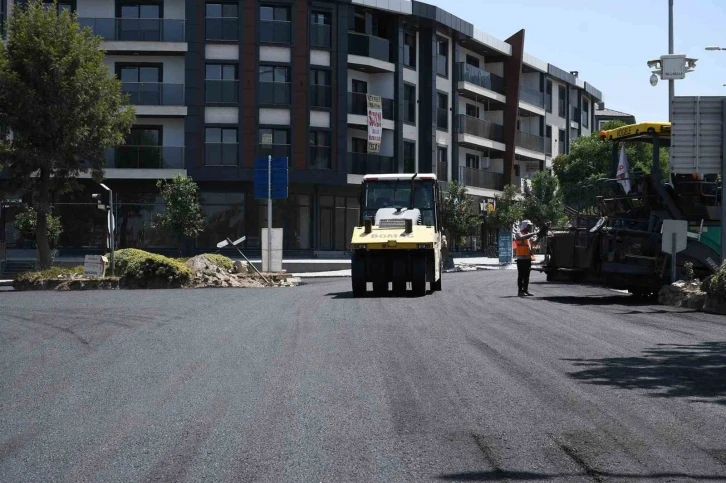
[
  {"left": 259, "top": 82, "right": 291, "bottom": 105},
  {"left": 436, "top": 162, "right": 448, "bottom": 182},
  {"left": 259, "top": 20, "right": 291, "bottom": 44},
  {"left": 457, "top": 63, "right": 505, "bottom": 95},
  {"left": 309, "top": 146, "right": 332, "bottom": 169},
  {"left": 437, "top": 108, "right": 448, "bottom": 131},
  {"left": 78, "top": 18, "right": 185, "bottom": 42},
  {"left": 205, "top": 17, "right": 238, "bottom": 41},
  {"left": 459, "top": 166, "right": 503, "bottom": 190},
  {"left": 545, "top": 137, "right": 552, "bottom": 155},
  {"left": 348, "top": 92, "right": 394, "bottom": 120},
  {"left": 515, "top": 130, "right": 545, "bottom": 153},
  {"left": 348, "top": 153, "right": 396, "bottom": 175},
  {"left": 205, "top": 80, "right": 239, "bottom": 104},
  {"left": 310, "top": 85, "right": 332, "bottom": 108},
  {"left": 570, "top": 105, "right": 580, "bottom": 124},
  {"left": 456, "top": 115, "right": 504, "bottom": 143},
  {"left": 121, "top": 83, "right": 184, "bottom": 106},
  {"left": 259, "top": 144, "right": 291, "bottom": 159},
  {"left": 310, "top": 23, "right": 331, "bottom": 48},
  {"left": 106, "top": 146, "right": 184, "bottom": 169},
  {"left": 519, "top": 84, "right": 544, "bottom": 108},
  {"left": 348, "top": 32, "right": 391, "bottom": 63}
]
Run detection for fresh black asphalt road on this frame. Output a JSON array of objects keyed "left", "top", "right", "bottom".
[{"left": 1, "top": 270, "right": 726, "bottom": 482}]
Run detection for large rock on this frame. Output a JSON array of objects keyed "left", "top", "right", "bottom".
[
  {"left": 185, "top": 255, "right": 265, "bottom": 288},
  {"left": 233, "top": 260, "right": 251, "bottom": 274},
  {"left": 658, "top": 282, "right": 707, "bottom": 310}
]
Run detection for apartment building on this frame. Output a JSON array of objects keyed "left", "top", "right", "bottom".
[{"left": 1, "top": 0, "right": 603, "bottom": 254}]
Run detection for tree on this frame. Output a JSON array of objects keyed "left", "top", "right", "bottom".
[
  {"left": 522, "top": 170, "right": 565, "bottom": 229},
  {"left": 552, "top": 120, "right": 669, "bottom": 211},
  {"left": 440, "top": 181, "right": 481, "bottom": 250},
  {"left": 154, "top": 175, "right": 206, "bottom": 255},
  {"left": 0, "top": 1, "right": 135, "bottom": 268},
  {"left": 14, "top": 206, "right": 63, "bottom": 247},
  {"left": 486, "top": 184, "right": 523, "bottom": 233}
]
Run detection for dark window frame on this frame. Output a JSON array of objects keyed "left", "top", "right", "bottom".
[
  {"left": 43, "top": 1, "right": 76, "bottom": 14},
  {"left": 403, "top": 28, "right": 417, "bottom": 69},
  {"left": 436, "top": 90, "right": 449, "bottom": 132},
  {"left": 205, "top": 2, "right": 239, "bottom": 42},
  {"left": 115, "top": 62, "right": 164, "bottom": 82},
  {"left": 466, "top": 54, "right": 480, "bottom": 69},
  {"left": 117, "top": 1, "right": 164, "bottom": 19},
  {"left": 126, "top": 124, "right": 163, "bottom": 147},
  {"left": 403, "top": 83, "right": 416, "bottom": 125},
  {"left": 403, "top": 140, "right": 416, "bottom": 173},
  {"left": 204, "top": 125, "right": 239, "bottom": 167},
  {"left": 436, "top": 36, "right": 449, "bottom": 78},
  {"left": 465, "top": 152, "right": 480, "bottom": 170}
]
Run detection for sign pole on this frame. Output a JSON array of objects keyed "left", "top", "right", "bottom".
[
  {"left": 268, "top": 154, "right": 272, "bottom": 274},
  {"left": 671, "top": 232, "right": 677, "bottom": 283},
  {"left": 109, "top": 189, "right": 115, "bottom": 277}
]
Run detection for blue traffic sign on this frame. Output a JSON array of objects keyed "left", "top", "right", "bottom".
[{"left": 254, "top": 157, "right": 289, "bottom": 200}]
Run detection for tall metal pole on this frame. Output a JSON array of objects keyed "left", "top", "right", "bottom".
[
  {"left": 668, "top": 0, "right": 674, "bottom": 122},
  {"left": 109, "top": 190, "right": 115, "bottom": 277},
  {"left": 267, "top": 155, "right": 272, "bottom": 274}
]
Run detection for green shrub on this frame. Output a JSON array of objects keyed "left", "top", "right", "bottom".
[
  {"left": 202, "top": 254, "right": 234, "bottom": 272},
  {"left": 703, "top": 261, "right": 726, "bottom": 300},
  {"left": 114, "top": 249, "right": 192, "bottom": 287},
  {"left": 684, "top": 262, "right": 695, "bottom": 283},
  {"left": 15, "top": 266, "right": 83, "bottom": 282}
]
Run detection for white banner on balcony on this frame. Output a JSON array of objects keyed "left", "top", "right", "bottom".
[{"left": 367, "top": 94, "right": 382, "bottom": 154}]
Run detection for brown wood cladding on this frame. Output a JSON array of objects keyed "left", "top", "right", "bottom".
[
  {"left": 291, "top": 0, "right": 309, "bottom": 170},
  {"left": 242, "top": 0, "right": 258, "bottom": 168},
  {"left": 503, "top": 29, "right": 525, "bottom": 186}
]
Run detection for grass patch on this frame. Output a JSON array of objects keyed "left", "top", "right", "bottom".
[
  {"left": 115, "top": 249, "right": 192, "bottom": 287},
  {"left": 15, "top": 266, "right": 84, "bottom": 283},
  {"left": 201, "top": 254, "right": 234, "bottom": 272}
]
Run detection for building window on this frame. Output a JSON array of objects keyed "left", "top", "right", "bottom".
[
  {"left": 259, "top": 128, "right": 290, "bottom": 158},
  {"left": 260, "top": 4, "right": 291, "bottom": 44},
  {"left": 404, "top": 141, "right": 416, "bottom": 173},
  {"left": 545, "top": 79, "right": 553, "bottom": 113},
  {"left": 437, "top": 92, "right": 448, "bottom": 131},
  {"left": 437, "top": 146, "right": 447, "bottom": 165},
  {"left": 436, "top": 36, "right": 448, "bottom": 77},
  {"left": 310, "top": 11, "right": 331, "bottom": 48},
  {"left": 465, "top": 153, "right": 480, "bottom": 169},
  {"left": 259, "top": 65, "right": 291, "bottom": 105},
  {"left": 206, "top": 3, "right": 239, "bottom": 41},
  {"left": 43, "top": 1, "right": 74, "bottom": 13},
  {"left": 466, "top": 103, "right": 480, "bottom": 119},
  {"left": 309, "top": 130, "right": 331, "bottom": 169},
  {"left": 352, "top": 137, "right": 367, "bottom": 154},
  {"left": 559, "top": 128, "right": 566, "bottom": 155},
  {"left": 205, "top": 127, "right": 238, "bottom": 166},
  {"left": 116, "top": 126, "right": 164, "bottom": 169},
  {"left": 558, "top": 85, "right": 566, "bottom": 117},
  {"left": 466, "top": 55, "right": 480, "bottom": 69},
  {"left": 582, "top": 100, "right": 590, "bottom": 127},
  {"left": 545, "top": 125, "right": 552, "bottom": 139},
  {"left": 206, "top": 63, "right": 238, "bottom": 104},
  {"left": 310, "top": 69, "right": 331, "bottom": 108},
  {"left": 404, "top": 84, "right": 416, "bottom": 125},
  {"left": 403, "top": 30, "right": 416, "bottom": 69},
  {"left": 352, "top": 79, "right": 367, "bottom": 94},
  {"left": 117, "top": 64, "right": 167, "bottom": 105},
  {"left": 0, "top": 0, "right": 5, "bottom": 39}
]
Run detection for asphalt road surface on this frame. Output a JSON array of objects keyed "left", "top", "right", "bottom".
[{"left": 1, "top": 270, "right": 726, "bottom": 483}]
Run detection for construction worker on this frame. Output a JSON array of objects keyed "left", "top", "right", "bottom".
[{"left": 515, "top": 220, "right": 537, "bottom": 297}]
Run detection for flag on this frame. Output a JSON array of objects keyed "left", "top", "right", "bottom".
[{"left": 616, "top": 144, "right": 631, "bottom": 194}]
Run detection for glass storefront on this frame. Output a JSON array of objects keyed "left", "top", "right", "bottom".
[
  {"left": 197, "top": 192, "right": 245, "bottom": 249},
  {"left": 319, "top": 195, "right": 359, "bottom": 251}
]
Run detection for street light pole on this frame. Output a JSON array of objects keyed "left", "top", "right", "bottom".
[{"left": 668, "top": 0, "right": 674, "bottom": 122}]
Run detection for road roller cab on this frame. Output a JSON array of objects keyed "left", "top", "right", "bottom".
[{"left": 350, "top": 174, "right": 443, "bottom": 296}]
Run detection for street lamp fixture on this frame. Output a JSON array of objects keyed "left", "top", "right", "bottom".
[{"left": 705, "top": 46, "right": 724, "bottom": 51}]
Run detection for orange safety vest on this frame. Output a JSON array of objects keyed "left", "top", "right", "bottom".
[{"left": 515, "top": 238, "right": 533, "bottom": 259}]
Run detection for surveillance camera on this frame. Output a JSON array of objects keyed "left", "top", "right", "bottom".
[{"left": 647, "top": 60, "right": 660, "bottom": 69}]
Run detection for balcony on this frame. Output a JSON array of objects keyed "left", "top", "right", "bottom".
[
  {"left": 259, "top": 82, "right": 291, "bottom": 106},
  {"left": 570, "top": 105, "right": 580, "bottom": 124},
  {"left": 348, "top": 92, "right": 394, "bottom": 120},
  {"left": 259, "top": 144, "right": 291, "bottom": 159},
  {"left": 122, "top": 83, "right": 184, "bottom": 106},
  {"left": 519, "top": 84, "right": 544, "bottom": 109},
  {"left": 205, "top": 17, "right": 238, "bottom": 41},
  {"left": 310, "top": 23, "right": 331, "bottom": 49},
  {"left": 456, "top": 115, "right": 504, "bottom": 143},
  {"left": 457, "top": 63, "right": 505, "bottom": 96},
  {"left": 205, "top": 80, "right": 239, "bottom": 104},
  {"left": 106, "top": 146, "right": 184, "bottom": 169},
  {"left": 348, "top": 153, "right": 396, "bottom": 175},
  {"left": 515, "top": 130, "right": 546, "bottom": 153},
  {"left": 459, "top": 166, "right": 503, "bottom": 191},
  {"left": 436, "top": 162, "right": 448, "bottom": 182},
  {"left": 204, "top": 143, "right": 239, "bottom": 166},
  {"left": 309, "top": 146, "right": 332, "bottom": 170},
  {"left": 259, "top": 20, "right": 291, "bottom": 44},
  {"left": 78, "top": 18, "right": 186, "bottom": 53},
  {"left": 348, "top": 32, "right": 392, "bottom": 71},
  {"left": 310, "top": 85, "right": 332, "bottom": 109}
]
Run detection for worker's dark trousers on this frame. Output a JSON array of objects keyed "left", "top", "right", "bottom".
[{"left": 517, "top": 258, "right": 532, "bottom": 293}]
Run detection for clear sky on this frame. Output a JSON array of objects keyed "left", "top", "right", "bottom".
[{"left": 423, "top": 0, "right": 726, "bottom": 122}]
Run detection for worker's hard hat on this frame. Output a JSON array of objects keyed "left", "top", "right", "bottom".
[{"left": 520, "top": 220, "right": 532, "bottom": 230}]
